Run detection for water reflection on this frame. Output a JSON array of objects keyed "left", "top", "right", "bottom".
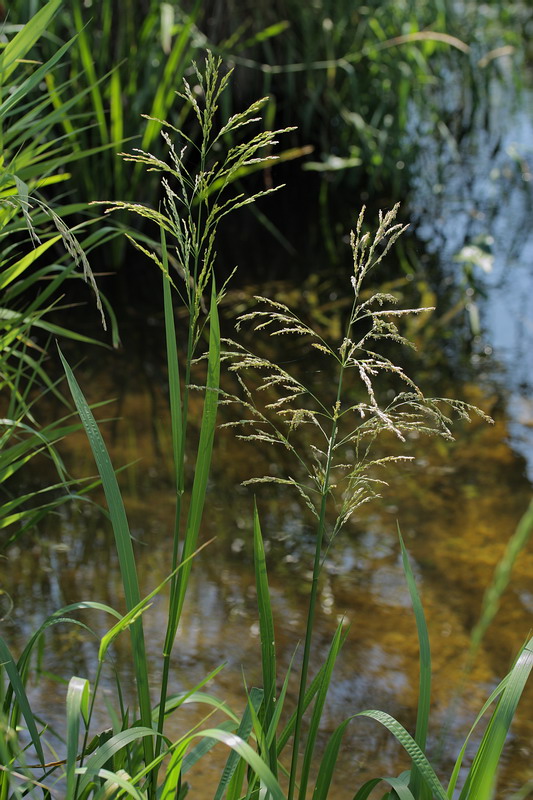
[
  {"left": 408, "top": 57, "right": 533, "bottom": 479},
  {"left": 3, "top": 327, "right": 533, "bottom": 795}
]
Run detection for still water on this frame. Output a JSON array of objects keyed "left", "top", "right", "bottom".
[
  {"left": 4, "top": 48, "right": 533, "bottom": 800},
  {"left": 3, "top": 269, "right": 533, "bottom": 798}
]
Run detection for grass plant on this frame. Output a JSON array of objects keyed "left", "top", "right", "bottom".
[
  {"left": 8, "top": 0, "right": 527, "bottom": 268},
  {"left": 0, "top": 0, "right": 121, "bottom": 545},
  {"left": 2, "top": 49, "right": 533, "bottom": 800}
]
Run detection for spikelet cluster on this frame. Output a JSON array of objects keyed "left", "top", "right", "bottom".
[
  {"left": 223, "top": 205, "right": 492, "bottom": 537},
  {"left": 99, "top": 52, "right": 293, "bottom": 354}
]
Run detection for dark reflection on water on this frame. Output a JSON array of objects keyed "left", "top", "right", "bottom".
[
  {"left": 408, "top": 54, "right": 533, "bottom": 482},
  {"left": 3, "top": 304, "right": 533, "bottom": 796}
]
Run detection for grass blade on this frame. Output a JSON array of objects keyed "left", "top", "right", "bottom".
[
  {"left": 181, "top": 720, "right": 238, "bottom": 775},
  {"left": 162, "top": 232, "right": 183, "bottom": 488},
  {"left": 253, "top": 500, "right": 277, "bottom": 773},
  {"left": 298, "top": 619, "right": 345, "bottom": 800},
  {"left": 59, "top": 347, "right": 154, "bottom": 766},
  {"left": 459, "top": 636, "right": 533, "bottom": 800},
  {"left": 76, "top": 728, "right": 158, "bottom": 794},
  {"left": 356, "top": 710, "right": 448, "bottom": 800},
  {"left": 313, "top": 718, "right": 350, "bottom": 800},
  {"left": 66, "top": 676, "right": 89, "bottom": 797},
  {"left": 0, "top": 636, "right": 44, "bottom": 765},
  {"left": 213, "top": 687, "right": 263, "bottom": 800},
  {"left": 0, "top": 0, "right": 61, "bottom": 81},
  {"left": 191, "top": 729, "right": 285, "bottom": 800},
  {"left": 470, "top": 498, "right": 533, "bottom": 655},
  {"left": 172, "top": 277, "right": 220, "bottom": 629},
  {"left": 353, "top": 775, "right": 415, "bottom": 800}
]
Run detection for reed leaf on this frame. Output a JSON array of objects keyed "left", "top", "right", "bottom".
[
  {"left": 298, "top": 619, "right": 345, "bottom": 800},
  {"left": 59, "top": 347, "right": 154, "bottom": 769},
  {"left": 355, "top": 710, "right": 448, "bottom": 800},
  {"left": 353, "top": 775, "right": 416, "bottom": 800},
  {"left": 187, "top": 729, "right": 285, "bottom": 800},
  {"left": 253, "top": 500, "right": 277, "bottom": 773},
  {"left": 0, "top": 0, "right": 62, "bottom": 82},
  {"left": 213, "top": 687, "right": 263, "bottom": 800},
  {"left": 66, "top": 676, "right": 90, "bottom": 798},
  {"left": 0, "top": 637, "right": 44, "bottom": 765},
  {"left": 169, "top": 277, "right": 220, "bottom": 633},
  {"left": 458, "top": 636, "right": 533, "bottom": 800},
  {"left": 75, "top": 728, "right": 159, "bottom": 795}
]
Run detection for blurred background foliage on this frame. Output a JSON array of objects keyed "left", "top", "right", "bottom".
[{"left": 4, "top": 0, "right": 531, "bottom": 277}]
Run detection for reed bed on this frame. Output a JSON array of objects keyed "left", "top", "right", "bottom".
[{"left": 2, "top": 5, "right": 533, "bottom": 800}]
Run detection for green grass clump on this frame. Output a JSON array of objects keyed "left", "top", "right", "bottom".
[
  {"left": 0, "top": 0, "right": 122, "bottom": 547},
  {"left": 2, "top": 44, "right": 533, "bottom": 800}
]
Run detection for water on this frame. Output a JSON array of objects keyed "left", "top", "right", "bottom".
[
  {"left": 4, "top": 38, "right": 533, "bottom": 800},
  {"left": 408, "top": 52, "right": 533, "bottom": 480},
  {"left": 3, "top": 304, "right": 533, "bottom": 796}
]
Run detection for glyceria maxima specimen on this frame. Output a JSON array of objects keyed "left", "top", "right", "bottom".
[
  {"left": 100, "top": 51, "right": 294, "bottom": 783},
  {"left": 223, "top": 204, "right": 492, "bottom": 800}
]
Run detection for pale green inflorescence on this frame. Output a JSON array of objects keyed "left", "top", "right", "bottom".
[{"left": 222, "top": 203, "right": 492, "bottom": 538}]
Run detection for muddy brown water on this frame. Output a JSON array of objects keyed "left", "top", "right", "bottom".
[{"left": 3, "top": 289, "right": 533, "bottom": 798}]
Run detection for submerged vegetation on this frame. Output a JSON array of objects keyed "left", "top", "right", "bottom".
[{"left": 2, "top": 3, "right": 533, "bottom": 799}]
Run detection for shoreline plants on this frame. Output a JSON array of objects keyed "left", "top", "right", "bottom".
[
  {"left": 0, "top": 0, "right": 120, "bottom": 548},
  {"left": 2, "top": 37, "right": 533, "bottom": 800}
]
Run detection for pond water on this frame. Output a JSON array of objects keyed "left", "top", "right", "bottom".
[
  {"left": 4, "top": 42, "right": 533, "bottom": 800},
  {"left": 3, "top": 266, "right": 533, "bottom": 798}
]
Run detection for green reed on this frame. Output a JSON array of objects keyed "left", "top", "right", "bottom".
[
  {"left": 0, "top": 0, "right": 123, "bottom": 550},
  {"left": 22, "top": 52, "right": 292, "bottom": 798},
  {"left": 3, "top": 43, "right": 533, "bottom": 800}
]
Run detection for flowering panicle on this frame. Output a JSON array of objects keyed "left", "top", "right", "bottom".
[{"left": 223, "top": 206, "right": 493, "bottom": 538}]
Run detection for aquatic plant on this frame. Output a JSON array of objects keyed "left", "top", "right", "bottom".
[
  {"left": 0, "top": 0, "right": 120, "bottom": 547},
  {"left": 9, "top": 0, "right": 527, "bottom": 268},
  {"left": 2, "top": 48, "right": 533, "bottom": 800}
]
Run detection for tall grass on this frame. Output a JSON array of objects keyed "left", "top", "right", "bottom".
[
  {"left": 8, "top": 0, "right": 526, "bottom": 270},
  {"left": 0, "top": 0, "right": 121, "bottom": 546},
  {"left": 2, "top": 50, "right": 533, "bottom": 800}
]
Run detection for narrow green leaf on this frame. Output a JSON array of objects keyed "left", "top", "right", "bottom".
[
  {"left": 142, "top": 11, "right": 196, "bottom": 150},
  {"left": 59, "top": 347, "right": 153, "bottom": 764},
  {"left": 0, "top": 36, "right": 76, "bottom": 121},
  {"left": 356, "top": 710, "right": 448, "bottom": 800},
  {"left": 470, "top": 498, "right": 533, "bottom": 654},
  {"left": 313, "top": 717, "right": 351, "bottom": 800},
  {"left": 0, "top": 234, "right": 63, "bottom": 290},
  {"left": 253, "top": 501, "right": 277, "bottom": 772},
  {"left": 214, "top": 687, "right": 263, "bottom": 800},
  {"left": 85, "top": 767, "right": 147, "bottom": 800},
  {"left": 172, "top": 277, "right": 220, "bottom": 627},
  {"left": 448, "top": 674, "right": 511, "bottom": 796},
  {"left": 181, "top": 720, "right": 238, "bottom": 775},
  {"left": 0, "top": 0, "right": 61, "bottom": 82},
  {"left": 189, "top": 729, "right": 284, "bottom": 800},
  {"left": 0, "top": 636, "right": 45, "bottom": 765},
  {"left": 98, "top": 563, "right": 181, "bottom": 662},
  {"left": 72, "top": 0, "right": 109, "bottom": 144},
  {"left": 160, "top": 739, "right": 190, "bottom": 800},
  {"left": 66, "top": 676, "right": 90, "bottom": 797},
  {"left": 353, "top": 775, "right": 415, "bottom": 800},
  {"left": 162, "top": 231, "right": 183, "bottom": 486},
  {"left": 76, "top": 728, "right": 158, "bottom": 794},
  {"left": 277, "top": 650, "right": 341, "bottom": 753},
  {"left": 299, "top": 620, "right": 345, "bottom": 800},
  {"left": 110, "top": 69, "right": 124, "bottom": 147},
  {"left": 461, "top": 636, "right": 533, "bottom": 800}
]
